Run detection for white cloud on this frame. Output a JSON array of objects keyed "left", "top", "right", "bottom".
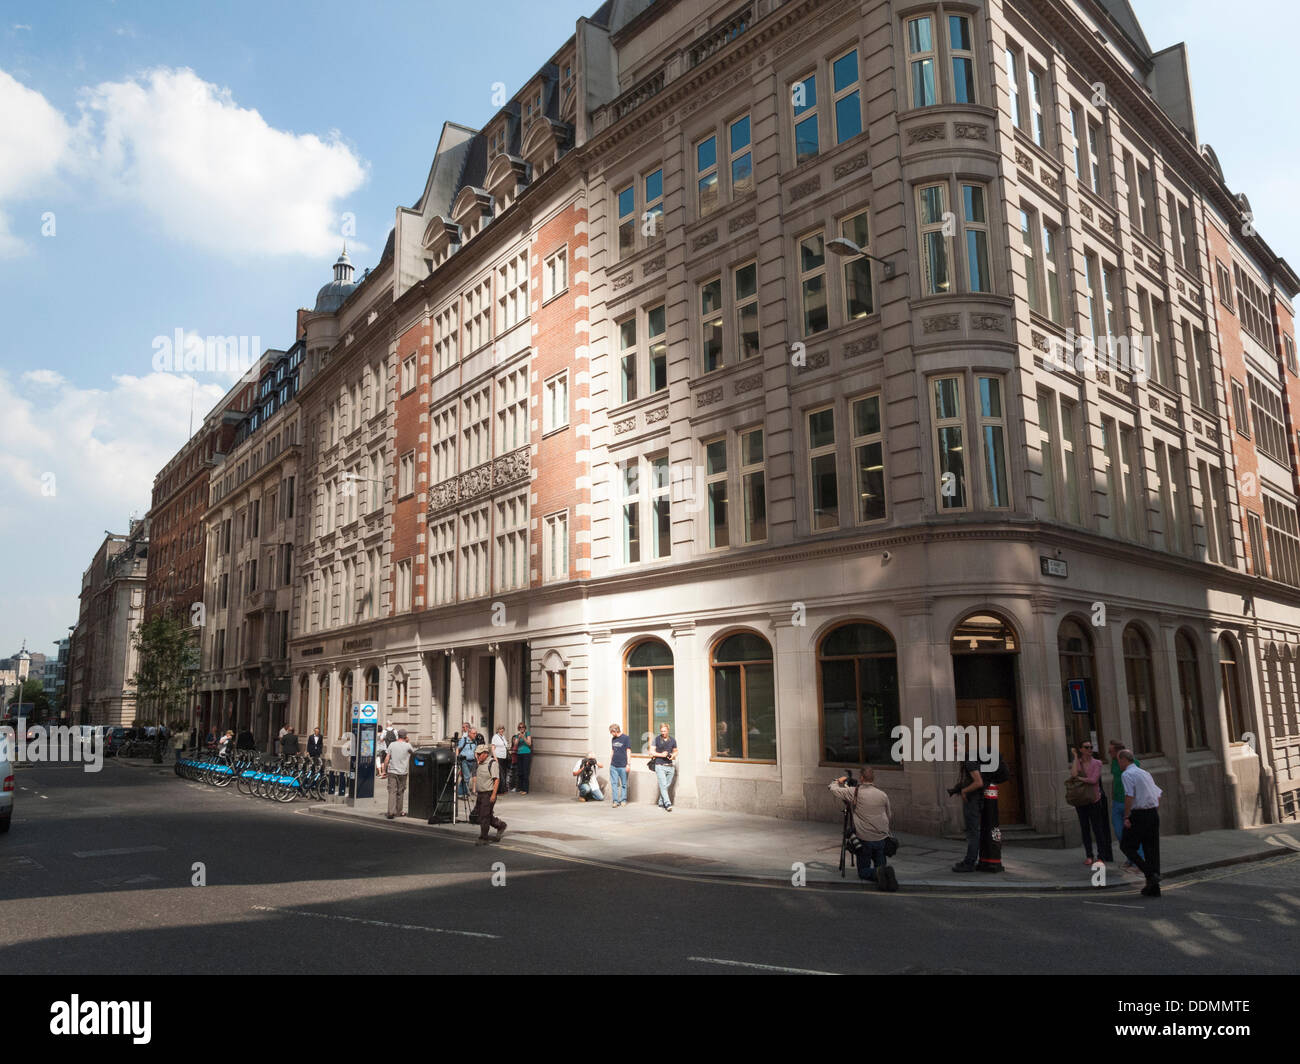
[
  {"left": 0, "top": 368, "right": 227, "bottom": 509},
  {"left": 76, "top": 67, "right": 368, "bottom": 258},
  {"left": 0, "top": 69, "right": 73, "bottom": 257}
]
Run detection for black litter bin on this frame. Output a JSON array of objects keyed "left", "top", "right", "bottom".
[{"left": 408, "top": 748, "right": 437, "bottom": 821}]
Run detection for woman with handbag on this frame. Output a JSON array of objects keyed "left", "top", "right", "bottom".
[
  {"left": 1068, "top": 742, "right": 1113, "bottom": 865},
  {"left": 514, "top": 723, "right": 532, "bottom": 795}
]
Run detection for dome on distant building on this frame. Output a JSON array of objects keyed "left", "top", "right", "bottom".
[{"left": 314, "top": 245, "right": 358, "bottom": 313}]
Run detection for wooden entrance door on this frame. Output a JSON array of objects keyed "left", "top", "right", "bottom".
[{"left": 955, "top": 698, "right": 1023, "bottom": 823}]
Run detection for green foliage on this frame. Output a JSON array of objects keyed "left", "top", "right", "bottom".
[
  {"left": 5, "top": 677, "right": 50, "bottom": 717},
  {"left": 131, "top": 615, "right": 197, "bottom": 724}
]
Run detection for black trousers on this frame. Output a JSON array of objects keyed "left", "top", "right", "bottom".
[
  {"left": 1076, "top": 796, "right": 1114, "bottom": 862},
  {"left": 1120, "top": 807, "right": 1160, "bottom": 877}
]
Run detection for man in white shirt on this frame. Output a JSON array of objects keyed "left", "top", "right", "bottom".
[
  {"left": 277, "top": 723, "right": 289, "bottom": 756},
  {"left": 1118, "top": 749, "right": 1163, "bottom": 897},
  {"left": 383, "top": 729, "right": 414, "bottom": 819}
]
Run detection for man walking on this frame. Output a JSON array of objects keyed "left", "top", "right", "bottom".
[
  {"left": 829, "top": 767, "right": 897, "bottom": 891},
  {"left": 384, "top": 728, "right": 414, "bottom": 819},
  {"left": 307, "top": 727, "right": 324, "bottom": 759},
  {"left": 949, "top": 757, "right": 984, "bottom": 872},
  {"left": 1117, "top": 748, "right": 1163, "bottom": 897},
  {"left": 609, "top": 723, "right": 631, "bottom": 806},
  {"left": 472, "top": 743, "right": 507, "bottom": 845},
  {"left": 277, "top": 722, "right": 289, "bottom": 756},
  {"left": 650, "top": 723, "right": 677, "bottom": 812}
]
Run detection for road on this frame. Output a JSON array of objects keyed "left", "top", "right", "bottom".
[{"left": 2, "top": 758, "right": 1298, "bottom": 975}]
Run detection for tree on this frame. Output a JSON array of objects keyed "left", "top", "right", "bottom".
[
  {"left": 131, "top": 615, "right": 195, "bottom": 728},
  {"left": 5, "top": 677, "right": 50, "bottom": 719}
]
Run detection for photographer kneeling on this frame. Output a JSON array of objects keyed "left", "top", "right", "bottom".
[{"left": 829, "top": 767, "right": 897, "bottom": 892}]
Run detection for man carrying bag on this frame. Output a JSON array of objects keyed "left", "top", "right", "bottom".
[{"left": 829, "top": 767, "right": 898, "bottom": 891}]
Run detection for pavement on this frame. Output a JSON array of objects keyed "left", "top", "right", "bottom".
[{"left": 306, "top": 779, "right": 1300, "bottom": 891}]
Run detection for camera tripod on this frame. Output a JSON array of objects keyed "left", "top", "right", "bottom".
[{"left": 838, "top": 800, "right": 859, "bottom": 877}]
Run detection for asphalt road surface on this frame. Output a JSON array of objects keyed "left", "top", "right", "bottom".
[{"left": 3, "top": 758, "right": 1298, "bottom": 975}]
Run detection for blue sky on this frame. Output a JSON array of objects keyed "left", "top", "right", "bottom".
[{"left": 0, "top": 0, "right": 1297, "bottom": 662}]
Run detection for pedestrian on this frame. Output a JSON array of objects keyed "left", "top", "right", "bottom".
[
  {"left": 948, "top": 757, "right": 984, "bottom": 872},
  {"left": 218, "top": 729, "right": 234, "bottom": 757},
  {"left": 514, "top": 722, "right": 533, "bottom": 795},
  {"left": 829, "top": 767, "right": 897, "bottom": 891},
  {"left": 236, "top": 727, "right": 256, "bottom": 752},
  {"left": 609, "top": 723, "right": 632, "bottom": 806},
  {"left": 384, "top": 729, "right": 414, "bottom": 819},
  {"left": 376, "top": 728, "right": 389, "bottom": 779},
  {"left": 1107, "top": 739, "right": 1144, "bottom": 871},
  {"left": 205, "top": 729, "right": 216, "bottom": 751},
  {"left": 491, "top": 725, "right": 510, "bottom": 791},
  {"left": 456, "top": 724, "right": 478, "bottom": 798},
  {"left": 572, "top": 753, "right": 604, "bottom": 801},
  {"left": 1117, "top": 749, "right": 1163, "bottom": 897},
  {"left": 472, "top": 743, "right": 507, "bottom": 845},
  {"left": 281, "top": 727, "right": 301, "bottom": 756},
  {"left": 307, "top": 727, "right": 324, "bottom": 759},
  {"left": 1070, "top": 741, "right": 1113, "bottom": 866},
  {"left": 277, "top": 722, "right": 289, "bottom": 756},
  {"left": 650, "top": 723, "right": 677, "bottom": 812}
]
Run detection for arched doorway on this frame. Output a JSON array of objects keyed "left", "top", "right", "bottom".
[{"left": 951, "top": 611, "right": 1024, "bottom": 823}]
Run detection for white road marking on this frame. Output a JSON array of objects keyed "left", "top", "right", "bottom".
[
  {"left": 1189, "top": 911, "right": 1261, "bottom": 922},
  {"left": 1084, "top": 900, "right": 1143, "bottom": 910},
  {"left": 250, "top": 905, "right": 499, "bottom": 939},
  {"left": 687, "top": 955, "right": 838, "bottom": 975},
  {"left": 72, "top": 846, "right": 166, "bottom": 858}
]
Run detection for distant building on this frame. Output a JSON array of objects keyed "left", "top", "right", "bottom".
[{"left": 67, "top": 520, "right": 149, "bottom": 726}]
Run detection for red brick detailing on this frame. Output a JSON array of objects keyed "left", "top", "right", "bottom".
[
  {"left": 531, "top": 202, "right": 589, "bottom": 585},
  {"left": 392, "top": 320, "right": 431, "bottom": 612}
]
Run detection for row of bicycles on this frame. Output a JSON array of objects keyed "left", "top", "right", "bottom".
[{"left": 175, "top": 750, "right": 349, "bottom": 803}]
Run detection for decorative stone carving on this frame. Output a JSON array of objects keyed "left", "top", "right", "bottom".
[
  {"left": 954, "top": 123, "right": 987, "bottom": 140},
  {"left": 1164, "top": 402, "right": 1177, "bottom": 419},
  {"left": 971, "top": 313, "right": 1005, "bottom": 331},
  {"left": 790, "top": 176, "right": 821, "bottom": 201},
  {"left": 696, "top": 386, "right": 724, "bottom": 408},
  {"left": 735, "top": 373, "right": 763, "bottom": 393},
  {"left": 843, "top": 335, "right": 880, "bottom": 359},
  {"left": 1096, "top": 369, "right": 1111, "bottom": 386},
  {"left": 1193, "top": 419, "right": 1202, "bottom": 434},
  {"left": 910, "top": 124, "right": 946, "bottom": 145},
  {"left": 613, "top": 416, "right": 636, "bottom": 435},
  {"left": 430, "top": 446, "right": 530, "bottom": 518},
  {"left": 1148, "top": 395, "right": 1160, "bottom": 412},
  {"left": 833, "top": 151, "right": 870, "bottom": 178},
  {"left": 611, "top": 272, "right": 634, "bottom": 291},
  {"left": 728, "top": 209, "right": 756, "bottom": 234},
  {"left": 642, "top": 254, "right": 665, "bottom": 276},
  {"left": 1015, "top": 147, "right": 1034, "bottom": 169},
  {"left": 1080, "top": 202, "right": 1094, "bottom": 222},
  {"left": 692, "top": 229, "right": 719, "bottom": 251},
  {"left": 796, "top": 351, "right": 831, "bottom": 374},
  {"left": 1132, "top": 246, "right": 1143, "bottom": 263},
  {"left": 922, "top": 314, "right": 960, "bottom": 334},
  {"left": 1099, "top": 216, "right": 1115, "bottom": 236},
  {"left": 1031, "top": 331, "right": 1050, "bottom": 353},
  {"left": 428, "top": 481, "right": 457, "bottom": 513},
  {"left": 645, "top": 406, "right": 669, "bottom": 423}
]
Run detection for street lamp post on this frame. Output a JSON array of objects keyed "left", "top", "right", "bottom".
[{"left": 824, "top": 236, "right": 899, "bottom": 280}]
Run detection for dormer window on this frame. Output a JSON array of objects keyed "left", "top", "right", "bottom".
[{"left": 489, "top": 126, "right": 506, "bottom": 160}]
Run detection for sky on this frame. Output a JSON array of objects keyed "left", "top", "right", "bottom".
[{"left": 0, "top": 0, "right": 1297, "bottom": 661}]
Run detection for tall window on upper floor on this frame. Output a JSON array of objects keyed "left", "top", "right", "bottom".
[
  {"left": 431, "top": 406, "right": 456, "bottom": 485},
  {"left": 832, "top": 48, "right": 862, "bottom": 143},
  {"left": 615, "top": 304, "right": 667, "bottom": 405},
  {"left": 459, "top": 506, "right": 489, "bottom": 600},
  {"left": 1028, "top": 65, "right": 1047, "bottom": 146},
  {"left": 1249, "top": 375, "right": 1288, "bottom": 465},
  {"left": 1020, "top": 208, "right": 1040, "bottom": 315},
  {"left": 729, "top": 115, "right": 753, "bottom": 197},
  {"left": 497, "top": 250, "right": 528, "bottom": 331},
  {"left": 1101, "top": 415, "right": 1142, "bottom": 543},
  {"left": 618, "top": 454, "right": 671, "bottom": 564},
  {"left": 1153, "top": 439, "right": 1190, "bottom": 555},
  {"left": 1233, "top": 264, "right": 1272, "bottom": 348},
  {"left": 962, "top": 185, "right": 991, "bottom": 293},
  {"left": 735, "top": 261, "right": 760, "bottom": 361},
  {"left": 700, "top": 277, "right": 723, "bottom": 372},
  {"left": 807, "top": 406, "right": 839, "bottom": 531},
  {"left": 1006, "top": 48, "right": 1022, "bottom": 129},
  {"left": 1137, "top": 288, "right": 1172, "bottom": 388},
  {"left": 977, "top": 376, "right": 1011, "bottom": 509},
  {"left": 494, "top": 492, "right": 528, "bottom": 593},
  {"left": 496, "top": 365, "right": 528, "bottom": 454},
  {"left": 464, "top": 277, "right": 492, "bottom": 353},
  {"left": 1263, "top": 495, "right": 1300, "bottom": 586},
  {"left": 543, "top": 247, "right": 567, "bottom": 302},
  {"left": 799, "top": 231, "right": 829, "bottom": 336},
  {"left": 707, "top": 429, "right": 764, "bottom": 546},
  {"left": 841, "top": 211, "right": 874, "bottom": 320},
  {"left": 917, "top": 184, "right": 950, "bottom": 295},
  {"left": 461, "top": 385, "right": 491, "bottom": 471},
  {"left": 852, "top": 394, "right": 886, "bottom": 523},
  {"left": 792, "top": 72, "right": 819, "bottom": 164},
  {"left": 697, "top": 134, "right": 719, "bottom": 216},
  {"left": 543, "top": 371, "right": 569, "bottom": 434},
  {"left": 434, "top": 305, "right": 457, "bottom": 375},
  {"left": 906, "top": 10, "right": 976, "bottom": 108},
  {"left": 618, "top": 316, "right": 638, "bottom": 404},
  {"left": 931, "top": 375, "right": 966, "bottom": 510},
  {"left": 1180, "top": 320, "right": 1215, "bottom": 415},
  {"left": 1038, "top": 390, "right": 1082, "bottom": 525}
]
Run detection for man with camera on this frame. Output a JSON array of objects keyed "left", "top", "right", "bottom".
[
  {"left": 571, "top": 752, "right": 604, "bottom": 801},
  {"left": 829, "top": 767, "right": 897, "bottom": 891},
  {"left": 948, "top": 759, "right": 984, "bottom": 872}
]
